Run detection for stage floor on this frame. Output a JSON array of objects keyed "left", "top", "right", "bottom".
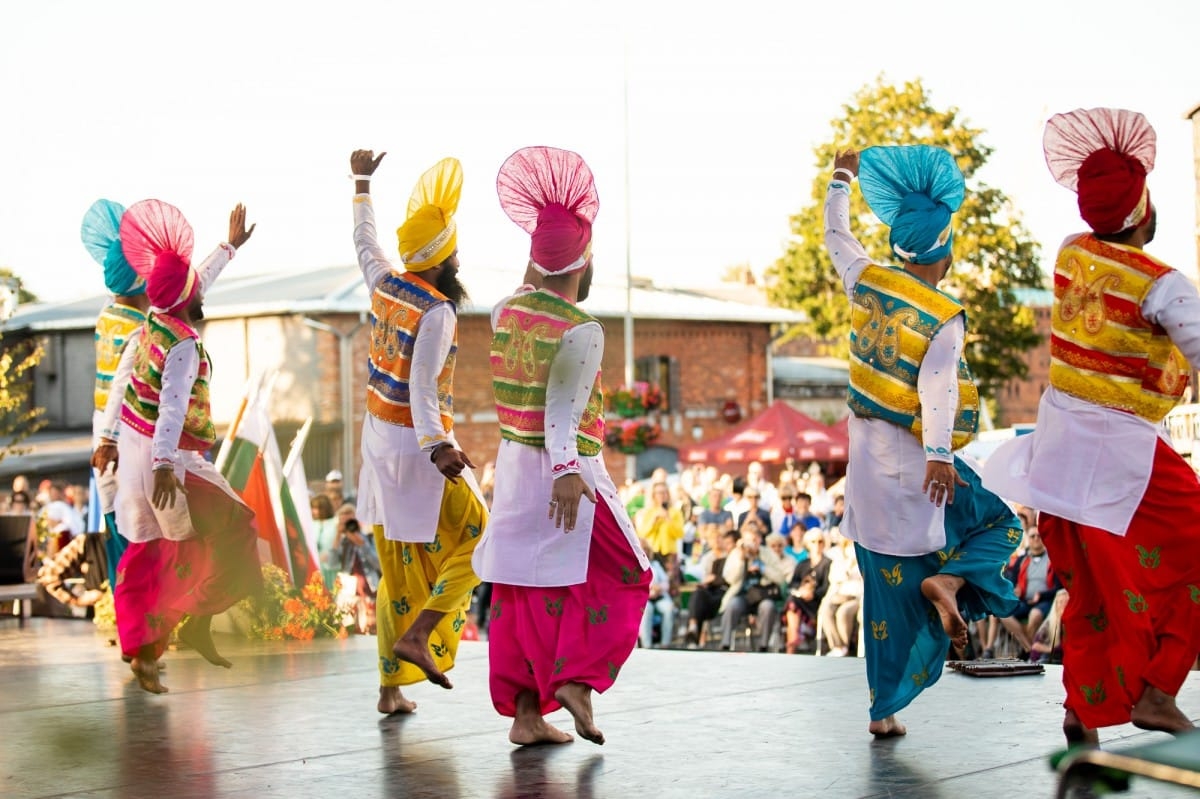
[{"left": 1, "top": 618, "right": 1196, "bottom": 799}]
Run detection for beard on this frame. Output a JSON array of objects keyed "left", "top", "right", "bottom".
[
  {"left": 1144, "top": 207, "right": 1158, "bottom": 245},
  {"left": 435, "top": 269, "right": 469, "bottom": 307},
  {"left": 576, "top": 262, "right": 594, "bottom": 303}
]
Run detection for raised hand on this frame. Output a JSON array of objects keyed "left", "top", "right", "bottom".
[
  {"left": 834, "top": 148, "right": 860, "bottom": 178},
  {"left": 228, "top": 203, "right": 256, "bottom": 249},
  {"left": 350, "top": 149, "right": 386, "bottom": 177}
]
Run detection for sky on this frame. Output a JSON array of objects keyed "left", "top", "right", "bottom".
[{"left": 2, "top": 0, "right": 1198, "bottom": 306}]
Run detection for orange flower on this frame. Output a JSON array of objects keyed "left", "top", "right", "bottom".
[{"left": 283, "top": 598, "right": 305, "bottom": 616}]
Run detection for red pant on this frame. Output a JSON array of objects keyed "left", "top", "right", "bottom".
[{"left": 1040, "top": 438, "right": 1200, "bottom": 729}]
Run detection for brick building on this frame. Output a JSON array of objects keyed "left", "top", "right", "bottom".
[{"left": 0, "top": 265, "right": 803, "bottom": 491}]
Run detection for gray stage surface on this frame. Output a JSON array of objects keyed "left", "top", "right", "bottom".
[{"left": 1, "top": 618, "right": 1197, "bottom": 799}]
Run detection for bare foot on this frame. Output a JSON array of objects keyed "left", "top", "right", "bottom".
[
  {"left": 131, "top": 658, "right": 168, "bottom": 694},
  {"left": 921, "top": 574, "right": 968, "bottom": 652},
  {"left": 554, "top": 682, "right": 604, "bottom": 745},
  {"left": 377, "top": 685, "right": 417, "bottom": 715},
  {"left": 1132, "top": 685, "right": 1195, "bottom": 735},
  {"left": 509, "top": 716, "right": 575, "bottom": 746},
  {"left": 869, "top": 715, "right": 907, "bottom": 738},
  {"left": 1063, "top": 707, "right": 1099, "bottom": 746},
  {"left": 178, "top": 617, "right": 232, "bottom": 668},
  {"left": 393, "top": 635, "right": 452, "bottom": 689}
]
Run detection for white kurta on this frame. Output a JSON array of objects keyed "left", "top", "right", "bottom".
[
  {"left": 107, "top": 245, "right": 245, "bottom": 543},
  {"left": 825, "top": 180, "right": 961, "bottom": 557},
  {"left": 472, "top": 288, "right": 649, "bottom": 587},
  {"left": 350, "top": 194, "right": 483, "bottom": 543},
  {"left": 982, "top": 234, "right": 1200, "bottom": 535}
]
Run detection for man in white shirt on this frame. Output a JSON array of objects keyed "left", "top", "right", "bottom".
[
  {"left": 349, "top": 150, "right": 488, "bottom": 716},
  {"left": 826, "top": 146, "right": 1021, "bottom": 738},
  {"left": 983, "top": 108, "right": 1200, "bottom": 744}
]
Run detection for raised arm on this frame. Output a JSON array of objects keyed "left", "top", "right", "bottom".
[
  {"left": 823, "top": 149, "right": 871, "bottom": 297},
  {"left": 193, "top": 204, "right": 255, "bottom": 296},
  {"left": 350, "top": 149, "right": 393, "bottom": 293}
]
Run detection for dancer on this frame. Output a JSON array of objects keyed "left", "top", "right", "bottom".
[
  {"left": 348, "top": 150, "right": 487, "bottom": 715},
  {"left": 82, "top": 199, "right": 148, "bottom": 595},
  {"left": 825, "top": 146, "right": 1021, "bottom": 737},
  {"left": 93, "top": 200, "right": 261, "bottom": 694},
  {"left": 473, "top": 146, "right": 650, "bottom": 746},
  {"left": 983, "top": 108, "right": 1200, "bottom": 744}
]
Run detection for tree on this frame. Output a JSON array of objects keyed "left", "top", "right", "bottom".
[
  {"left": 0, "top": 335, "right": 45, "bottom": 464},
  {"left": 766, "top": 76, "right": 1044, "bottom": 396},
  {"left": 0, "top": 269, "right": 45, "bottom": 463}
]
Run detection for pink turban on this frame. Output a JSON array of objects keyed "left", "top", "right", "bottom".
[
  {"left": 119, "top": 199, "right": 198, "bottom": 313},
  {"left": 497, "top": 146, "right": 599, "bottom": 275}
]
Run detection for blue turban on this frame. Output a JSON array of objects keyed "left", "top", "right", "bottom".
[
  {"left": 859, "top": 145, "right": 965, "bottom": 266},
  {"left": 81, "top": 199, "right": 145, "bottom": 296}
]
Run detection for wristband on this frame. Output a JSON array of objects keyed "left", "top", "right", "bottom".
[
  {"left": 350, "top": 174, "right": 373, "bottom": 182},
  {"left": 832, "top": 168, "right": 855, "bottom": 182},
  {"left": 429, "top": 442, "right": 451, "bottom": 463}
]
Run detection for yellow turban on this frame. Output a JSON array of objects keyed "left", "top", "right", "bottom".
[{"left": 396, "top": 157, "right": 462, "bottom": 272}]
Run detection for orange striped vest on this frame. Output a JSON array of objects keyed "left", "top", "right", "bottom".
[{"left": 365, "top": 271, "right": 455, "bottom": 429}]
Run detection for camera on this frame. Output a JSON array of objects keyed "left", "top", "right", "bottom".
[{"left": 345, "top": 519, "right": 360, "bottom": 533}]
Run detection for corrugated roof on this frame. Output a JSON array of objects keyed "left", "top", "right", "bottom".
[{"left": 2, "top": 264, "right": 807, "bottom": 333}]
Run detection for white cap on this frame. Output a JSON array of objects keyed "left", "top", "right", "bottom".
[{"left": 325, "top": 470, "right": 343, "bottom": 483}]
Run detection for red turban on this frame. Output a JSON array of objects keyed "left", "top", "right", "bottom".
[
  {"left": 1076, "top": 149, "right": 1150, "bottom": 235},
  {"left": 1043, "top": 108, "right": 1156, "bottom": 234}
]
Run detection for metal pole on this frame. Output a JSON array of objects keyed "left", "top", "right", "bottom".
[
  {"left": 623, "top": 36, "right": 637, "bottom": 484},
  {"left": 303, "top": 315, "right": 367, "bottom": 497}
]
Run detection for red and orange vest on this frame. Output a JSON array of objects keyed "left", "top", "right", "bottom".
[{"left": 1050, "top": 234, "right": 1188, "bottom": 423}]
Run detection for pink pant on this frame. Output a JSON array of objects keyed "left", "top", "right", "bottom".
[
  {"left": 115, "top": 472, "right": 260, "bottom": 659},
  {"left": 488, "top": 498, "right": 649, "bottom": 717}
]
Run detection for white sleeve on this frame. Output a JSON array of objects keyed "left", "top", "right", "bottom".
[
  {"left": 546, "top": 321, "right": 604, "bottom": 476},
  {"left": 824, "top": 181, "right": 872, "bottom": 297},
  {"left": 352, "top": 195, "right": 394, "bottom": 293},
  {"left": 193, "top": 243, "right": 236, "bottom": 297},
  {"left": 98, "top": 326, "right": 142, "bottom": 441},
  {"left": 917, "top": 314, "right": 963, "bottom": 463},
  {"left": 151, "top": 341, "right": 201, "bottom": 467},
  {"left": 410, "top": 302, "right": 456, "bottom": 451},
  {"left": 1144, "top": 271, "right": 1200, "bottom": 368}
]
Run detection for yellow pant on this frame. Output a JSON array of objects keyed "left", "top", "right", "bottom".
[{"left": 375, "top": 477, "right": 486, "bottom": 686}]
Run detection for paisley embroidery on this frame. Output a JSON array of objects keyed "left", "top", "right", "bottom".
[{"left": 1059, "top": 256, "right": 1120, "bottom": 334}]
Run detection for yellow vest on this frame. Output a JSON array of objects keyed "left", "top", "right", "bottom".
[{"left": 847, "top": 265, "right": 980, "bottom": 452}]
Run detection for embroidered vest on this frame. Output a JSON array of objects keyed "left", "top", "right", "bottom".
[
  {"left": 365, "top": 271, "right": 455, "bottom": 429},
  {"left": 94, "top": 302, "right": 146, "bottom": 412},
  {"left": 1049, "top": 234, "right": 1188, "bottom": 423},
  {"left": 490, "top": 290, "right": 605, "bottom": 457},
  {"left": 121, "top": 312, "right": 215, "bottom": 450},
  {"left": 847, "top": 265, "right": 980, "bottom": 452}
]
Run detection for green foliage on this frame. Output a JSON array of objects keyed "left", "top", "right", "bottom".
[
  {"left": 0, "top": 268, "right": 38, "bottom": 304},
  {"left": 0, "top": 335, "right": 45, "bottom": 463},
  {"left": 765, "top": 76, "right": 1044, "bottom": 395}
]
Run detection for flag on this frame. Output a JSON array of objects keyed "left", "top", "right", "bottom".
[
  {"left": 281, "top": 418, "right": 320, "bottom": 584},
  {"left": 220, "top": 381, "right": 290, "bottom": 578}
]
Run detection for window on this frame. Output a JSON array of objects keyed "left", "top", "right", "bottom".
[{"left": 634, "top": 355, "right": 680, "bottom": 414}]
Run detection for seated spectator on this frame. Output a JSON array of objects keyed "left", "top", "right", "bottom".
[
  {"left": 999, "top": 521, "right": 1060, "bottom": 656},
  {"left": 745, "top": 460, "right": 778, "bottom": 510},
  {"left": 1030, "top": 589, "right": 1069, "bottom": 665},
  {"left": 818, "top": 531, "right": 863, "bottom": 656},
  {"left": 718, "top": 525, "right": 789, "bottom": 652},
  {"left": 785, "top": 528, "right": 832, "bottom": 653},
  {"left": 683, "top": 527, "right": 738, "bottom": 647},
  {"left": 40, "top": 481, "right": 85, "bottom": 556},
  {"left": 772, "top": 488, "right": 822, "bottom": 538},
  {"left": 764, "top": 532, "right": 797, "bottom": 585},
  {"left": 330, "top": 509, "right": 381, "bottom": 634},
  {"left": 823, "top": 494, "right": 844, "bottom": 531},
  {"left": 639, "top": 539, "right": 677, "bottom": 649},
  {"left": 697, "top": 484, "right": 734, "bottom": 532},
  {"left": 310, "top": 494, "right": 339, "bottom": 589},
  {"left": 734, "top": 488, "right": 772, "bottom": 537},
  {"left": 635, "top": 481, "right": 686, "bottom": 558}
]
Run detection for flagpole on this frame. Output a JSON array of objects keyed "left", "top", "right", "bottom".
[
  {"left": 283, "top": 417, "right": 313, "bottom": 476},
  {"left": 622, "top": 34, "right": 637, "bottom": 485},
  {"left": 214, "top": 372, "right": 261, "bottom": 472}
]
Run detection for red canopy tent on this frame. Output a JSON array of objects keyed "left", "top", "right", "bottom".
[{"left": 678, "top": 400, "right": 849, "bottom": 466}]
